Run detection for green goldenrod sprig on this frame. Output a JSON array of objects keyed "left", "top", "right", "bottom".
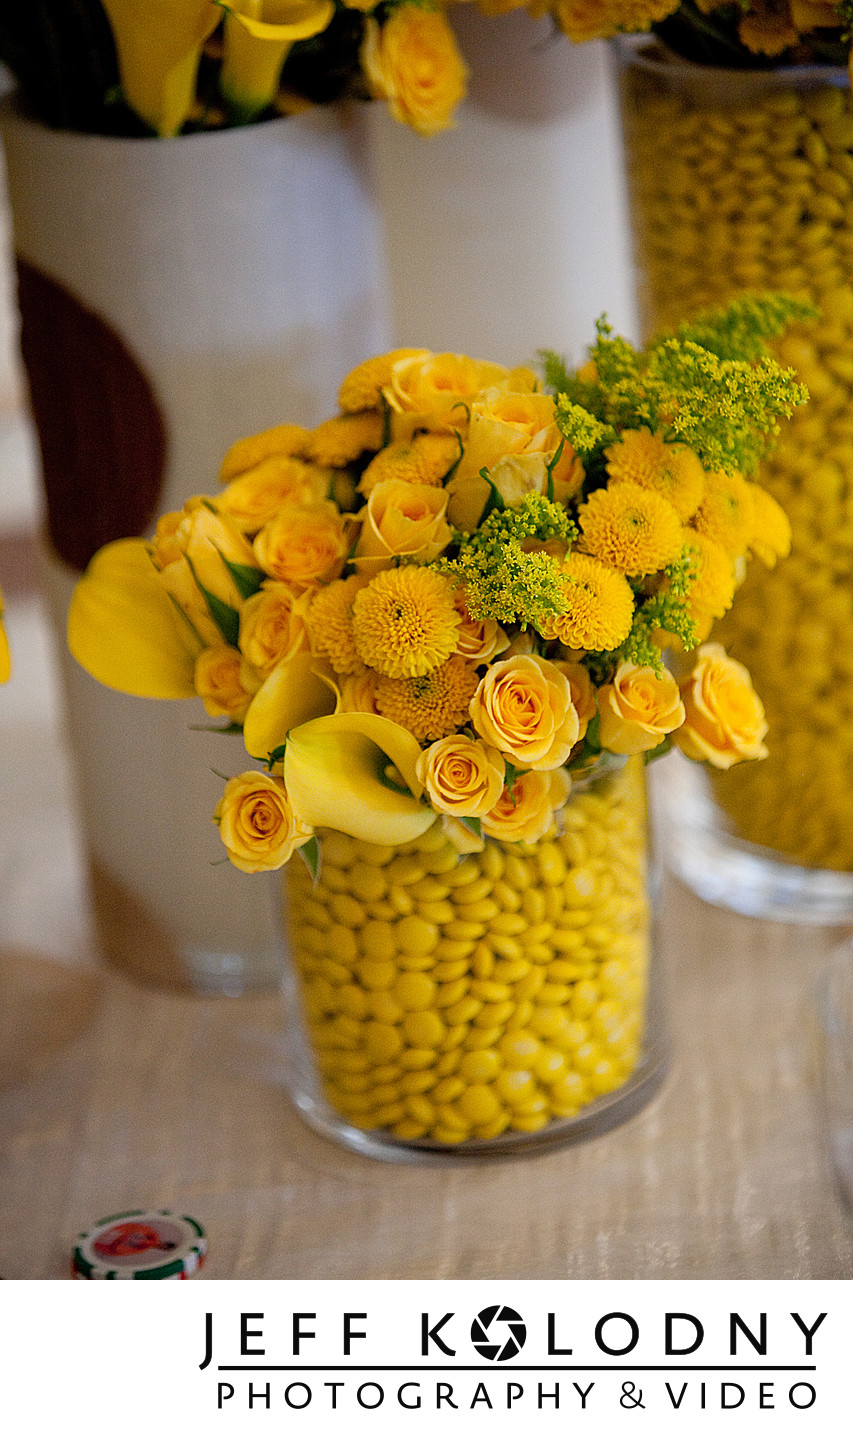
[
  {"left": 544, "top": 296, "right": 810, "bottom": 477},
  {"left": 663, "top": 292, "right": 819, "bottom": 363},
  {"left": 437, "top": 493, "right": 576, "bottom": 628}
]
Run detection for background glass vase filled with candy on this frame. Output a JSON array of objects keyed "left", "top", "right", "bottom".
[{"left": 615, "top": 18, "right": 853, "bottom": 920}]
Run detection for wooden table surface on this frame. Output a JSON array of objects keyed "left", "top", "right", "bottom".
[{"left": 2, "top": 862, "right": 852, "bottom": 1282}]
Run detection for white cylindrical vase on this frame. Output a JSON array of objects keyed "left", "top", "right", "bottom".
[
  {"left": 1, "top": 100, "right": 391, "bottom": 991},
  {"left": 367, "top": 12, "right": 638, "bottom": 364}
]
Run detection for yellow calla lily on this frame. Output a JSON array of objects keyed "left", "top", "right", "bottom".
[
  {"left": 67, "top": 538, "right": 199, "bottom": 699},
  {"left": 220, "top": 0, "right": 336, "bottom": 123},
  {"left": 100, "top": 0, "right": 220, "bottom": 136},
  {"left": 0, "top": 584, "right": 10, "bottom": 683},
  {"left": 243, "top": 649, "right": 337, "bottom": 759},
  {"left": 284, "top": 712, "right": 436, "bottom": 844}
]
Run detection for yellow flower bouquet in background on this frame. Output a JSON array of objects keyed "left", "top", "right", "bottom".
[
  {"left": 0, "top": 0, "right": 467, "bottom": 137},
  {"left": 68, "top": 296, "right": 807, "bottom": 1151}
]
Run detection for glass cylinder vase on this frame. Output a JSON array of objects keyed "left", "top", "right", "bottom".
[
  {"left": 616, "top": 39, "right": 853, "bottom": 922},
  {"left": 279, "top": 756, "right": 667, "bottom": 1161}
]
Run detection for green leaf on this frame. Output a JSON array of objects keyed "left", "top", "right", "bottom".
[
  {"left": 297, "top": 836, "right": 321, "bottom": 884},
  {"left": 220, "top": 556, "right": 265, "bottom": 601},
  {"left": 266, "top": 743, "right": 288, "bottom": 769},
  {"left": 197, "top": 583, "right": 240, "bottom": 647},
  {"left": 478, "top": 466, "right": 506, "bottom": 519},
  {"left": 643, "top": 736, "right": 673, "bottom": 766},
  {"left": 456, "top": 815, "right": 482, "bottom": 840},
  {"left": 545, "top": 439, "right": 565, "bottom": 501},
  {"left": 188, "top": 721, "right": 244, "bottom": 735},
  {"left": 183, "top": 554, "right": 241, "bottom": 647},
  {"left": 584, "top": 713, "right": 601, "bottom": 753}
]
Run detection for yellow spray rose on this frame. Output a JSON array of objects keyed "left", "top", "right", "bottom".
[
  {"left": 453, "top": 587, "right": 509, "bottom": 665},
  {"left": 353, "top": 480, "right": 453, "bottom": 576},
  {"left": 214, "top": 770, "right": 313, "bottom": 872},
  {"left": 221, "top": 0, "right": 335, "bottom": 124},
  {"left": 253, "top": 501, "right": 352, "bottom": 590},
  {"left": 238, "top": 581, "right": 311, "bottom": 680},
  {"left": 100, "top": 0, "right": 220, "bottom": 136},
  {"left": 153, "top": 499, "right": 260, "bottom": 645},
  {"left": 415, "top": 735, "right": 505, "bottom": 818},
  {"left": 482, "top": 766, "right": 572, "bottom": 844},
  {"left": 552, "top": 660, "right": 597, "bottom": 743},
  {"left": 383, "top": 350, "right": 512, "bottom": 441},
  {"left": 194, "top": 645, "right": 256, "bottom": 721},
  {"left": 447, "top": 389, "right": 583, "bottom": 528},
  {"left": 218, "top": 456, "right": 331, "bottom": 534},
  {"left": 674, "top": 643, "right": 768, "bottom": 769},
  {"left": 597, "top": 661, "right": 686, "bottom": 755},
  {"left": 470, "top": 654, "right": 580, "bottom": 771},
  {"left": 362, "top": 6, "right": 468, "bottom": 137}
]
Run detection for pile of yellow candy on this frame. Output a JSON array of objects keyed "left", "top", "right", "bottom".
[
  {"left": 624, "top": 69, "right": 853, "bottom": 869},
  {"left": 285, "top": 759, "right": 649, "bottom": 1146}
]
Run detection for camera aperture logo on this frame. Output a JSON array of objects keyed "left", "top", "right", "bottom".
[
  {"left": 471, "top": 1307, "right": 527, "bottom": 1363},
  {"left": 201, "top": 1300, "right": 825, "bottom": 1419}
]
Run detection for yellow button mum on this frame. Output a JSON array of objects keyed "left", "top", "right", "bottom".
[
  {"left": 579, "top": 481, "right": 684, "bottom": 575},
  {"left": 352, "top": 566, "right": 460, "bottom": 678},
  {"left": 605, "top": 427, "right": 706, "bottom": 521},
  {"left": 692, "top": 469, "right": 756, "bottom": 559},
  {"left": 375, "top": 656, "right": 480, "bottom": 742},
  {"left": 539, "top": 553, "right": 635, "bottom": 652},
  {"left": 306, "top": 573, "right": 371, "bottom": 677}
]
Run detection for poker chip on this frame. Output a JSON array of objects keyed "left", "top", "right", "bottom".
[{"left": 71, "top": 1209, "right": 207, "bottom": 1279}]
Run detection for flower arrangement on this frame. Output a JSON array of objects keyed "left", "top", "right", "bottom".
[
  {"left": 543, "top": 0, "right": 853, "bottom": 73},
  {"left": 68, "top": 295, "right": 809, "bottom": 879},
  {"left": 0, "top": 0, "right": 467, "bottom": 137}
]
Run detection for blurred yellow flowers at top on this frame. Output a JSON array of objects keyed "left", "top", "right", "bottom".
[
  {"left": 100, "top": 0, "right": 221, "bottom": 136},
  {"left": 221, "top": 0, "right": 337, "bottom": 124},
  {"left": 0, "top": 583, "right": 10, "bottom": 683}
]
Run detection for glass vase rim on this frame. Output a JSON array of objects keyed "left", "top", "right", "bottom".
[{"left": 611, "top": 32, "right": 848, "bottom": 86}]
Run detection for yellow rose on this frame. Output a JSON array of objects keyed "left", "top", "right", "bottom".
[
  {"left": 447, "top": 389, "right": 583, "bottom": 528},
  {"left": 253, "top": 501, "right": 352, "bottom": 590},
  {"left": 597, "top": 661, "right": 686, "bottom": 755},
  {"left": 383, "top": 350, "right": 511, "bottom": 441},
  {"left": 214, "top": 770, "right": 313, "bottom": 873},
  {"left": 194, "top": 645, "right": 255, "bottom": 722},
  {"left": 552, "top": 660, "right": 597, "bottom": 742},
  {"left": 238, "top": 581, "right": 311, "bottom": 681},
  {"left": 415, "top": 735, "right": 505, "bottom": 818},
  {"left": 218, "top": 456, "right": 330, "bottom": 534},
  {"left": 455, "top": 389, "right": 559, "bottom": 477},
  {"left": 470, "top": 654, "right": 580, "bottom": 771},
  {"left": 453, "top": 587, "right": 509, "bottom": 665},
  {"left": 362, "top": 7, "right": 468, "bottom": 137},
  {"left": 448, "top": 453, "right": 551, "bottom": 532},
  {"left": 674, "top": 643, "right": 768, "bottom": 769},
  {"left": 154, "top": 498, "right": 260, "bottom": 645},
  {"left": 353, "top": 480, "right": 453, "bottom": 576},
  {"left": 523, "top": 421, "right": 585, "bottom": 502},
  {"left": 482, "top": 766, "right": 571, "bottom": 844}
]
